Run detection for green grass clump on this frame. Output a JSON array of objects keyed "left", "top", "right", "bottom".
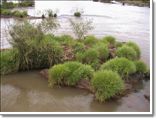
[
  {"left": 12, "top": 10, "right": 28, "bottom": 18},
  {"left": 74, "top": 12, "right": 81, "bottom": 17},
  {"left": 125, "top": 41, "right": 141, "bottom": 59},
  {"left": 1, "top": 9, "right": 12, "bottom": 15},
  {"left": 48, "top": 61, "right": 94, "bottom": 87},
  {"left": 18, "top": 1, "right": 34, "bottom": 7},
  {"left": 0, "top": 49, "right": 19, "bottom": 75},
  {"left": 83, "top": 35, "right": 97, "bottom": 46},
  {"left": 1, "top": 2, "right": 15, "bottom": 9},
  {"left": 115, "top": 41, "right": 124, "bottom": 48},
  {"left": 102, "top": 36, "right": 116, "bottom": 46},
  {"left": 91, "top": 70, "right": 124, "bottom": 102},
  {"left": 48, "top": 64, "right": 70, "bottom": 86},
  {"left": 116, "top": 45, "right": 137, "bottom": 60},
  {"left": 72, "top": 42, "right": 86, "bottom": 53},
  {"left": 134, "top": 60, "right": 148, "bottom": 74},
  {"left": 54, "top": 35, "right": 75, "bottom": 46},
  {"left": 93, "top": 44, "right": 109, "bottom": 62},
  {"left": 100, "top": 58, "right": 136, "bottom": 78},
  {"left": 1, "top": 9, "right": 28, "bottom": 18},
  {"left": 76, "top": 48, "right": 99, "bottom": 63}
]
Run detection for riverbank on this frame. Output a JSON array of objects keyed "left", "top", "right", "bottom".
[
  {"left": 120, "top": 0, "right": 150, "bottom": 7},
  {"left": 99, "top": 0, "right": 150, "bottom": 7}
]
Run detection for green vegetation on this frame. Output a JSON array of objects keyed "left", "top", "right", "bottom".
[
  {"left": 55, "top": 35, "right": 75, "bottom": 46},
  {"left": 1, "top": 1, "right": 33, "bottom": 9},
  {"left": 72, "top": 42, "right": 86, "bottom": 53},
  {"left": 100, "top": 58, "right": 136, "bottom": 78},
  {"left": 83, "top": 35, "right": 97, "bottom": 46},
  {"left": 94, "top": 44, "right": 109, "bottom": 62},
  {"left": 12, "top": 10, "right": 28, "bottom": 18},
  {"left": 134, "top": 60, "right": 148, "bottom": 74},
  {"left": 48, "top": 61, "right": 94, "bottom": 87},
  {"left": 125, "top": 41, "right": 141, "bottom": 59},
  {"left": 1, "top": 9, "right": 28, "bottom": 18},
  {"left": 0, "top": 17, "right": 149, "bottom": 103},
  {"left": 9, "top": 20, "right": 63, "bottom": 70},
  {"left": 69, "top": 18, "right": 94, "bottom": 40},
  {"left": 74, "top": 12, "right": 81, "bottom": 17},
  {"left": 102, "top": 36, "right": 116, "bottom": 46},
  {"left": 46, "top": 9, "right": 57, "bottom": 18},
  {"left": 116, "top": 45, "right": 137, "bottom": 60},
  {"left": 18, "top": 1, "right": 34, "bottom": 7},
  {"left": 1, "top": 2, "right": 15, "bottom": 9},
  {"left": 0, "top": 49, "right": 19, "bottom": 75},
  {"left": 76, "top": 48, "right": 99, "bottom": 68},
  {"left": 91, "top": 70, "right": 124, "bottom": 102}
]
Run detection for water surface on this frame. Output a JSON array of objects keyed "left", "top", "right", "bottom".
[
  {"left": 1, "top": 71, "right": 150, "bottom": 112},
  {"left": 0, "top": 0, "right": 150, "bottom": 66}
]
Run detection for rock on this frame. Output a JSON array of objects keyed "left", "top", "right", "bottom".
[
  {"left": 39, "top": 69, "right": 49, "bottom": 80},
  {"left": 144, "top": 94, "right": 150, "bottom": 101},
  {"left": 76, "top": 80, "right": 91, "bottom": 91}
]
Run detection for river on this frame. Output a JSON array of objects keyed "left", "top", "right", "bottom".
[
  {"left": 0, "top": 0, "right": 150, "bottom": 112},
  {"left": 1, "top": 71, "right": 150, "bottom": 112}
]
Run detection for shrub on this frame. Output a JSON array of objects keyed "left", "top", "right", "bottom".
[
  {"left": 36, "top": 37, "right": 63, "bottom": 68},
  {"left": 116, "top": 45, "right": 137, "bottom": 60},
  {"left": 91, "top": 70, "right": 124, "bottom": 102},
  {"left": 1, "top": 2, "right": 15, "bottom": 9},
  {"left": 1, "top": 9, "right": 12, "bottom": 15},
  {"left": 0, "top": 49, "right": 19, "bottom": 75},
  {"left": 18, "top": 1, "right": 34, "bottom": 7},
  {"left": 93, "top": 44, "right": 109, "bottom": 61},
  {"left": 69, "top": 18, "right": 93, "bottom": 40},
  {"left": 74, "top": 12, "right": 81, "bottom": 17},
  {"left": 75, "top": 52, "right": 84, "bottom": 61},
  {"left": 90, "top": 59, "right": 100, "bottom": 70},
  {"left": 79, "top": 48, "right": 99, "bottom": 64},
  {"left": 42, "top": 14, "right": 45, "bottom": 19},
  {"left": 9, "top": 20, "right": 63, "bottom": 70},
  {"left": 40, "top": 17, "right": 60, "bottom": 34},
  {"left": 134, "top": 60, "right": 148, "bottom": 74},
  {"left": 102, "top": 36, "right": 116, "bottom": 46},
  {"left": 12, "top": 10, "right": 28, "bottom": 18},
  {"left": 72, "top": 42, "right": 85, "bottom": 53},
  {"left": 66, "top": 63, "right": 94, "bottom": 86},
  {"left": 57, "top": 35, "right": 75, "bottom": 46},
  {"left": 47, "top": 9, "right": 54, "bottom": 17},
  {"left": 48, "top": 64, "right": 70, "bottom": 87},
  {"left": 100, "top": 58, "right": 136, "bottom": 78},
  {"left": 125, "top": 42, "right": 141, "bottom": 59},
  {"left": 115, "top": 41, "right": 124, "bottom": 48},
  {"left": 83, "top": 35, "right": 97, "bottom": 46},
  {"left": 48, "top": 61, "right": 94, "bottom": 87},
  {"left": 54, "top": 13, "right": 57, "bottom": 17}
]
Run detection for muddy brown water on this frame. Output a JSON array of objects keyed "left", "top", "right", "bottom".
[
  {"left": 0, "top": 1, "right": 150, "bottom": 112},
  {"left": 1, "top": 71, "right": 150, "bottom": 112}
]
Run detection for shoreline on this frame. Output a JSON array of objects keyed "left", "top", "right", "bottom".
[{"left": 99, "top": 0, "right": 150, "bottom": 7}]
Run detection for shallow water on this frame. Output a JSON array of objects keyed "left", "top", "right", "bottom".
[
  {"left": 0, "top": 0, "right": 150, "bottom": 66},
  {"left": 0, "top": 1, "right": 150, "bottom": 112},
  {"left": 1, "top": 71, "right": 150, "bottom": 112}
]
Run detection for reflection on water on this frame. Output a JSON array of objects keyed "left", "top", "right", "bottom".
[
  {"left": 0, "top": 1, "right": 150, "bottom": 66},
  {"left": 1, "top": 71, "right": 150, "bottom": 112}
]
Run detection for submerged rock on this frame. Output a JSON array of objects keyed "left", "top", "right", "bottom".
[
  {"left": 76, "top": 80, "right": 91, "bottom": 91},
  {"left": 39, "top": 69, "right": 49, "bottom": 80}
]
